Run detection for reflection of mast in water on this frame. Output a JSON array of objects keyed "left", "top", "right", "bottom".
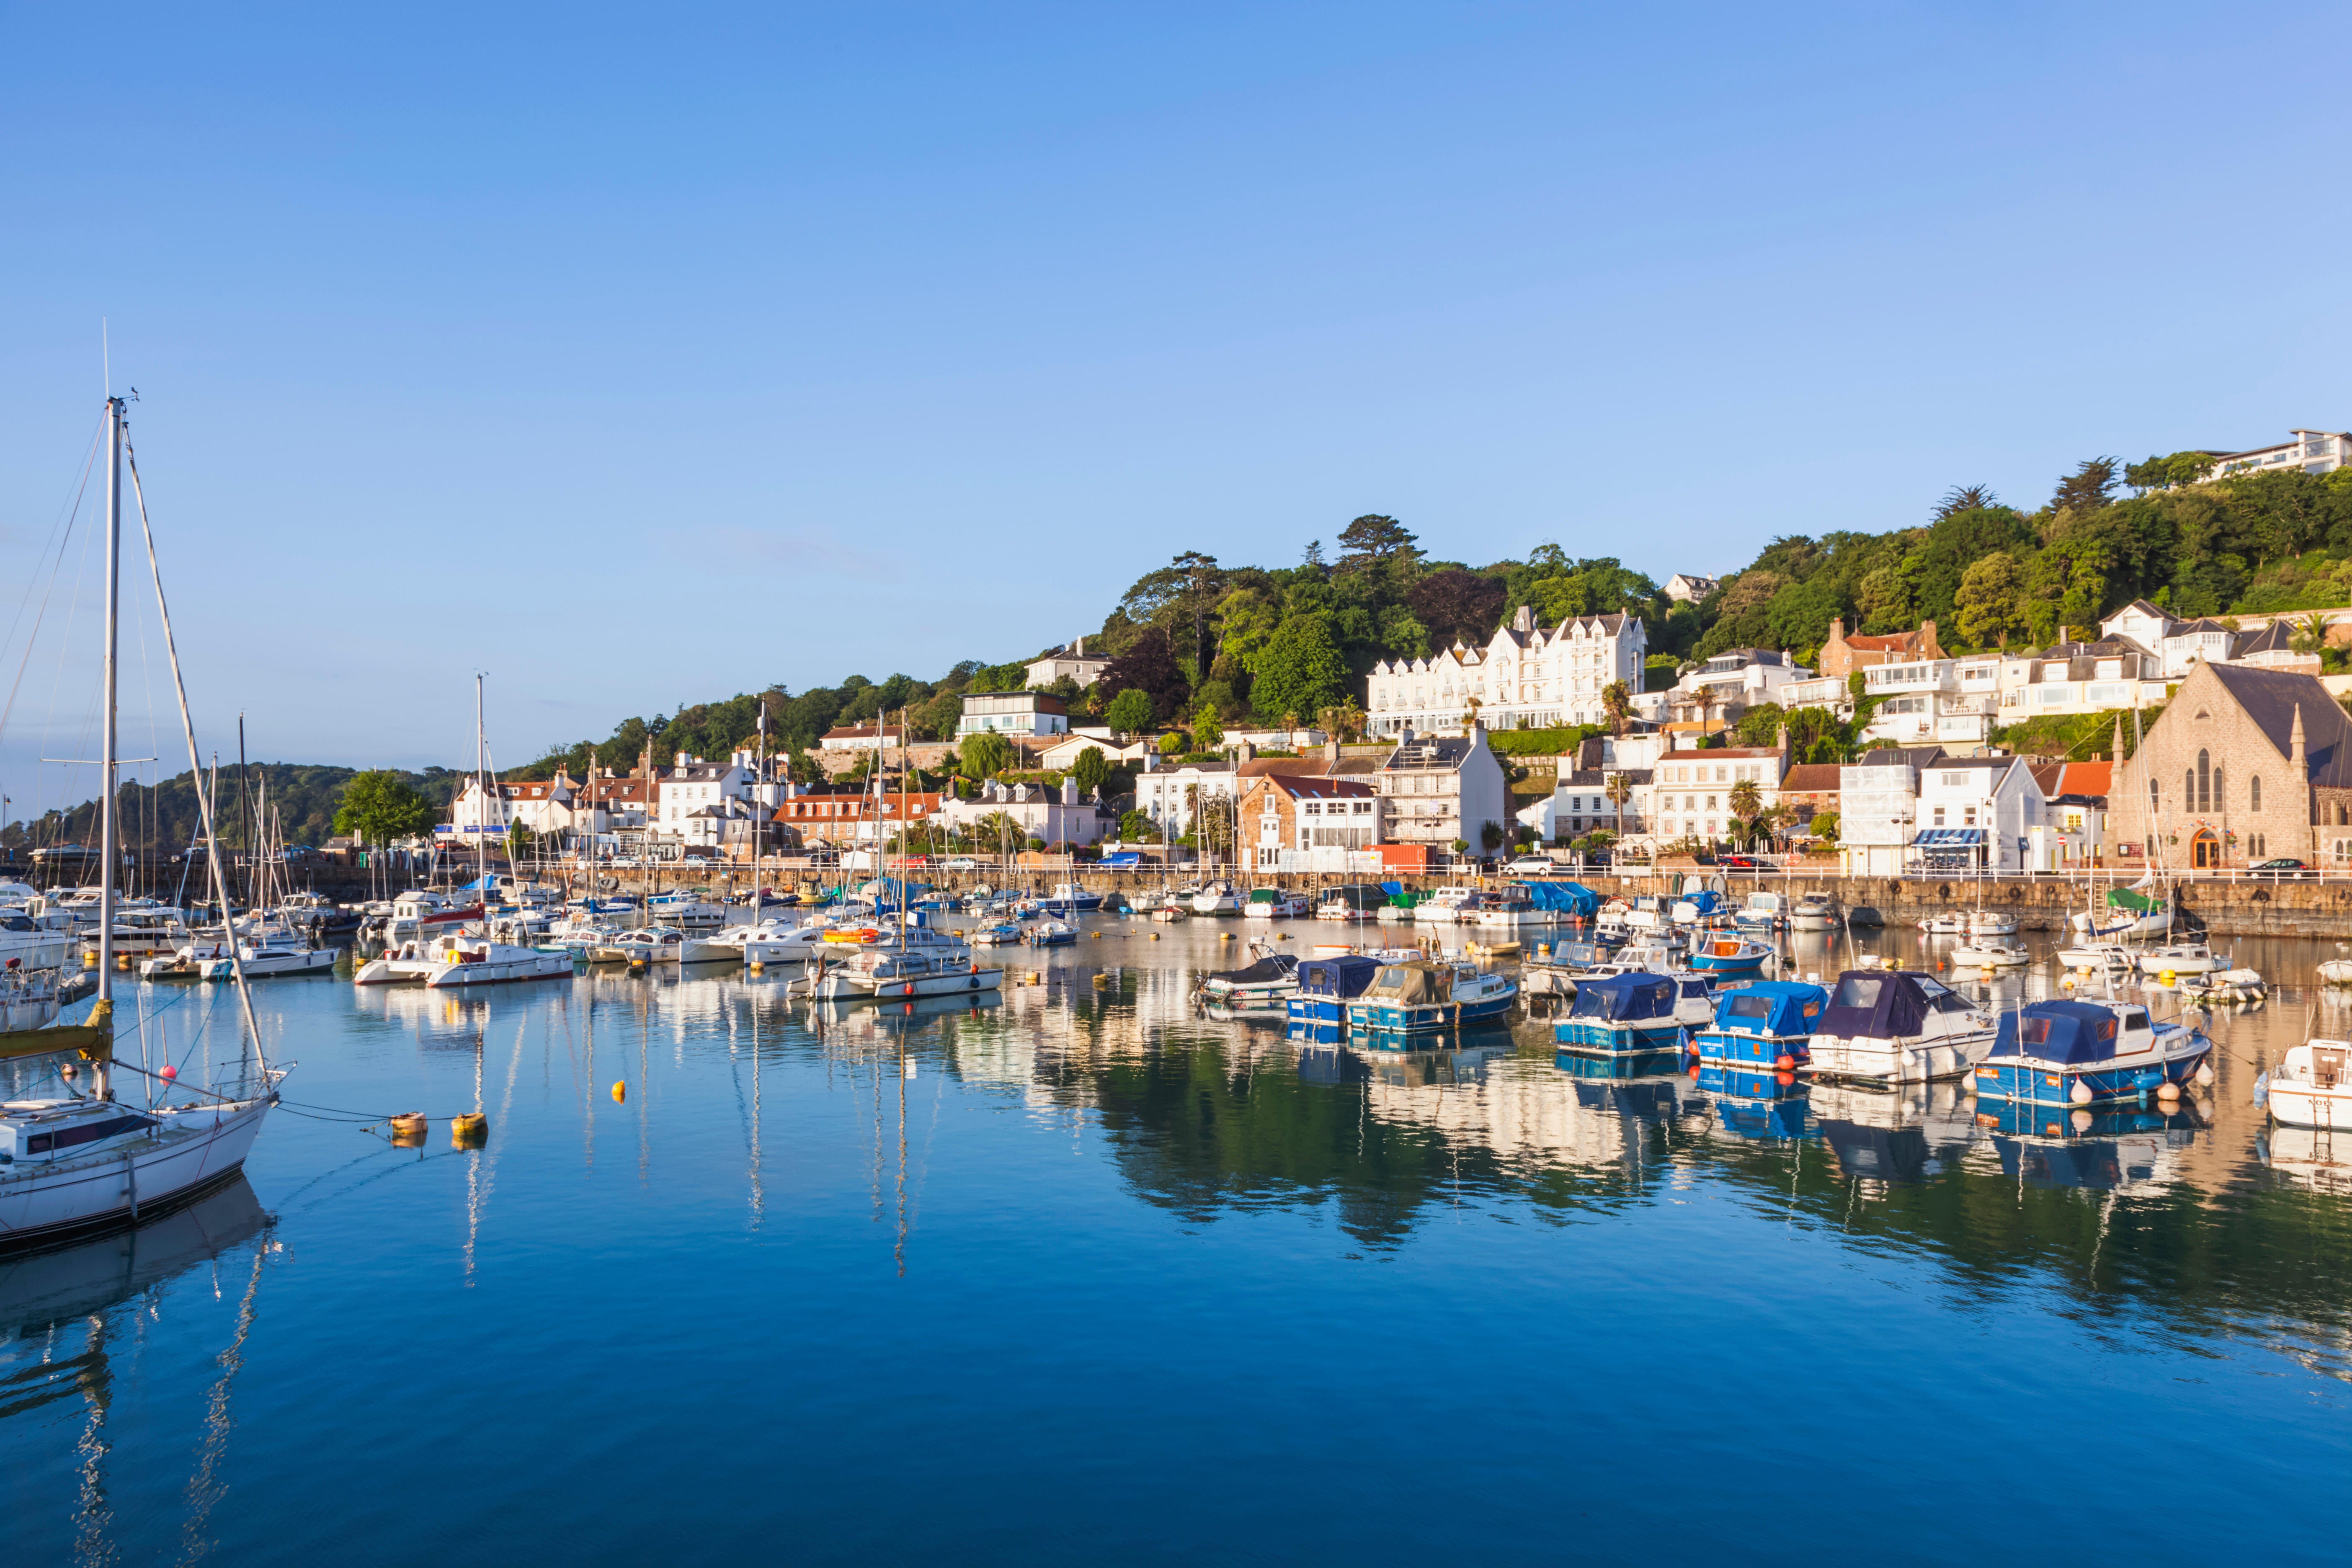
[
  {"left": 180, "top": 1241, "right": 266, "bottom": 1560},
  {"left": 72, "top": 1311, "right": 113, "bottom": 1561},
  {"left": 462, "top": 1018, "right": 528, "bottom": 1287},
  {"left": 749, "top": 987, "right": 764, "bottom": 1228},
  {"left": 895, "top": 1034, "right": 909, "bottom": 1277}
]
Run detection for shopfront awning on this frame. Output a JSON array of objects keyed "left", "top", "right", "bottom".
[{"left": 1910, "top": 828, "right": 1988, "bottom": 848}]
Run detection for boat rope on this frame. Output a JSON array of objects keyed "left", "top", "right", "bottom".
[{"left": 0, "top": 413, "right": 101, "bottom": 753}]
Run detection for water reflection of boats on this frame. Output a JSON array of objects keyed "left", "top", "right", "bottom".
[
  {"left": 1698, "top": 1064, "right": 1813, "bottom": 1140},
  {"left": 2257, "top": 1126, "right": 2352, "bottom": 1195},
  {"left": 1976, "top": 1099, "right": 2201, "bottom": 1191},
  {"left": 806, "top": 990, "right": 1003, "bottom": 1032},
  {"left": 0, "top": 1172, "right": 266, "bottom": 1341},
  {"left": 1566, "top": 1071, "right": 1701, "bottom": 1122},
  {"left": 1810, "top": 1081, "right": 1979, "bottom": 1183},
  {"left": 1553, "top": 1045, "right": 1683, "bottom": 1080}
]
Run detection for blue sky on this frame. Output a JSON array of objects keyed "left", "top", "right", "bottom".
[{"left": 1, "top": 3, "right": 2346, "bottom": 789}]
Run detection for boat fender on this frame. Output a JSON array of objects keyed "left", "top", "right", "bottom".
[
  {"left": 2069, "top": 1081, "right": 2093, "bottom": 1106},
  {"left": 1774, "top": 1053, "right": 1795, "bottom": 1070},
  {"left": 2195, "top": 1062, "right": 2215, "bottom": 1088},
  {"left": 2156, "top": 1079, "right": 2181, "bottom": 1101}
]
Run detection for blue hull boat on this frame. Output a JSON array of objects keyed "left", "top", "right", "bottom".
[
  {"left": 1686, "top": 935, "right": 1773, "bottom": 976},
  {"left": 1352, "top": 992, "right": 1516, "bottom": 1035},
  {"left": 1349, "top": 957, "right": 1516, "bottom": 1037},
  {"left": 1692, "top": 980, "right": 1825, "bottom": 1068},
  {"left": 1288, "top": 955, "right": 1380, "bottom": 1028},
  {"left": 1975, "top": 998, "right": 2211, "bottom": 1106},
  {"left": 1555, "top": 1018, "right": 1685, "bottom": 1056}
]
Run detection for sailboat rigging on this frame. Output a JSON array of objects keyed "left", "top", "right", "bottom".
[{"left": 0, "top": 395, "right": 283, "bottom": 1251}]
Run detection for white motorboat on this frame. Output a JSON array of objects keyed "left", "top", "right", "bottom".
[
  {"left": 2319, "top": 959, "right": 2352, "bottom": 986},
  {"left": 1803, "top": 968, "right": 1997, "bottom": 1084},
  {"left": 1788, "top": 893, "right": 1838, "bottom": 932},
  {"left": 1951, "top": 936, "right": 2030, "bottom": 968},
  {"left": 1733, "top": 892, "right": 1785, "bottom": 933},
  {"left": 1917, "top": 912, "right": 1968, "bottom": 935},
  {"left": 2177, "top": 967, "right": 2266, "bottom": 1004},
  {"left": 2055, "top": 942, "right": 2135, "bottom": 971},
  {"left": 0, "top": 910, "right": 76, "bottom": 973},
  {"left": 2263, "top": 1041, "right": 2352, "bottom": 1130},
  {"left": 1967, "top": 910, "right": 2017, "bottom": 936},
  {"left": 1191, "top": 881, "right": 1245, "bottom": 916},
  {"left": 605, "top": 926, "right": 733, "bottom": 965},
  {"left": 2138, "top": 943, "right": 2221, "bottom": 976},
  {"left": 709, "top": 919, "right": 820, "bottom": 965},
  {"left": 143, "top": 925, "right": 335, "bottom": 980},
  {"left": 1150, "top": 903, "right": 1188, "bottom": 923},
  {"left": 1243, "top": 888, "right": 1311, "bottom": 919},
  {"left": 1197, "top": 944, "right": 1300, "bottom": 1009},
  {"left": 376, "top": 888, "right": 485, "bottom": 946},
  {"left": 799, "top": 949, "right": 1003, "bottom": 1002},
  {"left": 1410, "top": 886, "right": 1481, "bottom": 925},
  {"left": 417, "top": 931, "right": 575, "bottom": 988},
  {"left": 0, "top": 968, "right": 62, "bottom": 1033},
  {"left": 644, "top": 892, "right": 729, "bottom": 931}
]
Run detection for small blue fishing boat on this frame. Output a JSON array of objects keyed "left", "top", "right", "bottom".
[
  {"left": 1692, "top": 980, "right": 1826, "bottom": 1068},
  {"left": 1685, "top": 933, "right": 1774, "bottom": 976},
  {"left": 1021, "top": 920, "right": 1078, "bottom": 947},
  {"left": 1555, "top": 972, "right": 1689, "bottom": 1057},
  {"left": 1973, "top": 998, "right": 2211, "bottom": 1107},
  {"left": 1349, "top": 958, "right": 1517, "bottom": 1035},
  {"left": 1286, "top": 955, "right": 1381, "bottom": 1025}
]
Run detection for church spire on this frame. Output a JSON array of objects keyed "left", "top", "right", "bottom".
[{"left": 2292, "top": 702, "right": 2307, "bottom": 769}]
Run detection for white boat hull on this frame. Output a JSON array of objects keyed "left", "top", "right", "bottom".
[
  {"left": 1804, "top": 1030, "right": 1994, "bottom": 1085},
  {"left": 0, "top": 1098, "right": 271, "bottom": 1253},
  {"left": 424, "top": 949, "right": 577, "bottom": 987},
  {"left": 808, "top": 966, "right": 1003, "bottom": 1001}
]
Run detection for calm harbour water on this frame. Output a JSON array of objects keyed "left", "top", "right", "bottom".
[{"left": 3, "top": 918, "right": 2348, "bottom": 1565}]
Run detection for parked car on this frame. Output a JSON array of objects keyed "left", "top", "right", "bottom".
[
  {"left": 2249, "top": 857, "right": 2312, "bottom": 877},
  {"left": 941, "top": 856, "right": 982, "bottom": 871},
  {"left": 1715, "top": 854, "right": 1766, "bottom": 871},
  {"left": 1503, "top": 855, "right": 1557, "bottom": 874}
]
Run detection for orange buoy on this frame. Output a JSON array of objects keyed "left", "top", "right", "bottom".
[{"left": 611, "top": 1081, "right": 627, "bottom": 1102}]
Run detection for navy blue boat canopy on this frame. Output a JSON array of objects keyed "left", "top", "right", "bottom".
[
  {"left": 1571, "top": 972, "right": 1676, "bottom": 1021},
  {"left": 1989, "top": 1000, "right": 2121, "bottom": 1065},
  {"left": 1296, "top": 956, "right": 1381, "bottom": 997},
  {"left": 1819, "top": 970, "right": 1927, "bottom": 1039},
  {"left": 1710, "top": 980, "right": 1828, "bottom": 1036}
]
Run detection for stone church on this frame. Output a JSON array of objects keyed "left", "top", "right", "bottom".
[{"left": 2111, "top": 660, "right": 2352, "bottom": 869}]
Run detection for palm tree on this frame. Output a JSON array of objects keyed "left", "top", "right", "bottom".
[
  {"left": 2294, "top": 611, "right": 2331, "bottom": 655},
  {"left": 1604, "top": 772, "right": 1633, "bottom": 838},
  {"left": 1601, "top": 679, "right": 1632, "bottom": 737},
  {"left": 1727, "top": 779, "right": 1762, "bottom": 847}
]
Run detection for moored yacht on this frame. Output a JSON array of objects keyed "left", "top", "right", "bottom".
[
  {"left": 2263, "top": 1041, "right": 2352, "bottom": 1130},
  {"left": 1191, "top": 881, "right": 1244, "bottom": 915},
  {"left": 1692, "top": 980, "right": 1826, "bottom": 1069},
  {"left": 1975, "top": 998, "right": 2212, "bottom": 1106},
  {"left": 1802, "top": 969, "right": 1996, "bottom": 1084}
]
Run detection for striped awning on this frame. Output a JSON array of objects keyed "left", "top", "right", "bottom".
[{"left": 1911, "top": 828, "right": 1988, "bottom": 847}]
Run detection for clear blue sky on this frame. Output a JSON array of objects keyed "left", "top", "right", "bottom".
[{"left": 2, "top": 3, "right": 2346, "bottom": 784}]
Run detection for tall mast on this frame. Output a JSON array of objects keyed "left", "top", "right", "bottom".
[
  {"left": 475, "top": 674, "right": 489, "bottom": 910},
  {"left": 96, "top": 395, "right": 123, "bottom": 1070}
]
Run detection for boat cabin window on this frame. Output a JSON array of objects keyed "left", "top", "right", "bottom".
[
  {"left": 1914, "top": 977, "right": 1976, "bottom": 1014},
  {"left": 2122, "top": 1009, "right": 2149, "bottom": 1032},
  {"left": 1725, "top": 993, "right": 1774, "bottom": 1020},
  {"left": 1679, "top": 980, "right": 1708, "bottom": 999},
  {"left": 1832, "top": 975, "right": 1884, "bottom": 1011}
]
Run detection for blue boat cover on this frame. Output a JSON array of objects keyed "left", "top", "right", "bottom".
[
  {"left": 1711, "top": 980, "right": 1828, "bottom": 1036},
  {"left": 1571, "top": 972, "right": 1676, "bottom": 1022},
  {"left": 1099, "top": 852, "right": 1141, "bottom": 868},
  {"left": 1679, "top": 890, "right": 1722, "bottom": 914},
  {"left": 1819, "top": 970, "right": 1929, "bottom": 1039},
  {"left": 1379, "top": 881, "right": 1403, "bottom": 896},
  {"left": 1296, "top": 956, "right": 1381, "bottom": 998},
  {"left": 1524, "top": 880, "right": 1601, "bottom": 915},
  {"left": 1988, "top": 1000, "right": 2121, "bottom": 1065}
]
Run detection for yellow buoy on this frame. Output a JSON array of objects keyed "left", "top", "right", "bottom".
[
  {"left": 1150, "top": 932, "right": 1161, "bottom": 940},
  {"left": 748, "top": 960, "right": 764, "bottom": 973},
  {"left": 2159, "top": 969, "right": 2176, "bottom": 985},
  {"left": 451, "top": 1112, "right": 487, "bottom": 1148},
  {"left": 388, "top": 1112, "right": 427, "bottom": 1146},
  {"left": 83, "top": 950, "right": 99, "bottom": 969},
  {"left": 611, "top": 1081, "right": 627, "bottom": 1102}
]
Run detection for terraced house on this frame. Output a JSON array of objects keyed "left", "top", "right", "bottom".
[{"left": 1365, "top": 605, "right": 1645, "bottom": 735}]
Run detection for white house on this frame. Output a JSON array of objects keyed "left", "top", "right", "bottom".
[
  {"left": 1376, "top": 726, "right": 1511, "bottom": 854},
  {"left": 1839, "top": 748, "right": 1936, "bottom": 877},
  {"left": 1518, "top": 769, "right": 1648, "bottom": 845},
  {"left": 935, "top": 776, "right": 1112, "bottom": 847},
  {"left": 1038, "top": 732, "right": 1156, "bottom": 771},
  {"left": 1366, "top": 606, "right": 1646, "bottom": 736},
  {"left": 956, "top": 691, "right": 1070, "bottom": 739},
  {"left": 2207, "top": 429, "right": 2351, "bottom": 481},
  {"left": 1855, "top": 659, "right": 1994, "bottom": 750},
  {"left": 1025, "top": 638, "right": 1114, "bottom": 689},
  {"left": 655, "top": 751, "right": 761, "bottom": 839},
  {"left": 1911, "top": 756, "right": 2048, "bottom": 873},
  {"left": 1669, "top": 648, "right": 1813, "bottom": 722},
  {"left": 1635, "top": 743, "right": 1788, "bottom": 848},
  {"left": 1663, "top": 573, "right": 1720, "bottom": 604},
  {"left": 1131, "top": 758, "right": 1239, "bottom": 842}
]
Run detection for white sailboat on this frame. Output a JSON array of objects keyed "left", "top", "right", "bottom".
[{"left": 0, "top": 395, "right": 279, "bottom": 1251}]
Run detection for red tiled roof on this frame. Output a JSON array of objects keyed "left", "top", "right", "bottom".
[{"left": 1779, "top": 764, "right": 1843, "bottom": 792}]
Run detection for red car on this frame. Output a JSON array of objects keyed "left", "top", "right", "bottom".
[{"left": 1715, "top": 855, "right": 1765, "bottom": 870}]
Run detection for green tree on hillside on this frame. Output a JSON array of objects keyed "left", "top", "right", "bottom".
[
  {"left": 1105, "top": 689, "right": 1156, "bottom": 735},
  {"left": 1250, "top": 614, "right": 1349, "bottom": 723},
  {"left": 335, "top": 771, "right": 439, "bottom": 848},
  {"left": 1068, "top": 746, "right": 1114, "bottom": 797},
  {"left": 1957, "top": 552, "right": 2030, "bottom": 648},
  {"left": 962, "top": 731, "right": 1013, "bottom": 780}
]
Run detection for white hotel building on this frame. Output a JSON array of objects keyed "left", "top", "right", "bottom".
[{"left": 1366, "top": 606, "right": 1646, "bottom": 736}]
